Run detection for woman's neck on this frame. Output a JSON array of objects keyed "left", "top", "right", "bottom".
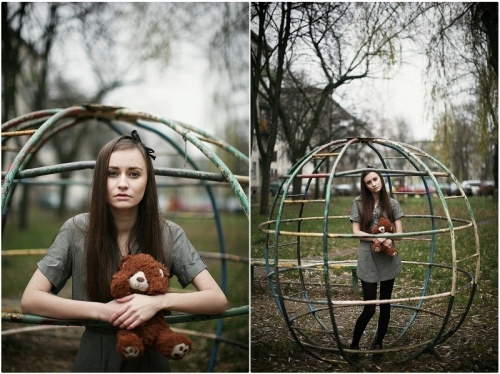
[
  {"left": 372, "top": 192, "right": 380, "bottom": 206},
  {"left": 109, "top": 208, "right": 138, "bottom": 255},
  {"left": 111, "top": 209, "right": 139, "bottom": 236}
]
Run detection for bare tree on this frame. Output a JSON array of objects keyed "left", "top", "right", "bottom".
[
  {"left": 417, "top": 2, "right": 498, "bottom": 185},
  {"left": 122, "top": 3, "right": 249, "bottom": 174},
  {"left": 251, "top": 3, "right": 424, "bottom": 214},
  {"left": 431, "top": 103, "right": 482, "bottom": 182},
  {"left": 1, "top": 3, "right": 141, "bottom": 226},
  {"left": 279, "top": 72, "right": 371, "bottom": 198},
  {"left": 3, "top": 3, "right": 250, "bottom": 225},
  {"left": 251, "top": 2, "right": 294, "bottom": 215}
]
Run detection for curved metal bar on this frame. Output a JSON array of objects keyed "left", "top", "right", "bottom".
[
  {"left": 2, "top": 106, "right": 248, "bottom": 372},
  {"left": 1, "top": 305, "right": 249, "bottom": 327},
  {"left": 264, "top": 145, "right": 322, "bottom": 317},
  {"left": 298, "top": 150, "right": 332, "bottom": 332},
  {"left": 258, "top": 219, "right": 473, "bottom": 238},
  {"left": 259, "top": 136, "right": 480, "bottom": 366},
  {"left": 264, "top": 143, "right": 330, "bottom": 354},
  {"left": 2, "top": 106, "right": 86, "bottom": 211},
  {"left": 1, "top": 116, "right": 86, "bottom": 231},
  {"left": 1, "top": 160, "right": 247, "bottom": 184},
  {"left": 154, "top": 117, "right": 249, "bottom": 217},
  {"left": 376, "top": 139, "right": 441, "bottom": 343},
  {"left": 1, "top": 108, "right": 61, "bottom": 131},
  {"left": 2, "top": 248, "right": 249, "bottom": 264},
  {"left": 169, "top": 119, "right": 249, "bottom": 166},
  {"left": 321, "top": 138, "right": 359, "bottom": 361},
  {"left": 402, "top": 142, "right": 481, "bottom": 283}
]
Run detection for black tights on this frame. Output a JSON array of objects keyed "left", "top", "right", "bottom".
[{"left": 351, "top": 279, "right": 395, "bottom": 347}]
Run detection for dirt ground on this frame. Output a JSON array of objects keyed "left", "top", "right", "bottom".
[
  {"left": 2, "top": 322, "right": 244, "bottom": 372},
  {"left": 250, "top": 266, "right": 498, "bottom": 373},
  {"left": 2, "top": 324, "right": 82, "bottom": 372}
]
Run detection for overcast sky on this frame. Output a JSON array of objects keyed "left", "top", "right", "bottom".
[
  {"left": 334, "top": 52, "right": 432, "bottom": 142},
  {"left": 103, "top": 43, "right": 210, "bottom": 132},
  {"left": 74, "top": 7, "right": 432, "bottom": 146}
]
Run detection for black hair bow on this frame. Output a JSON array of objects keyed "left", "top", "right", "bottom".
[{"left": 131, "top": 130, "right": 156, "bottom": 160}]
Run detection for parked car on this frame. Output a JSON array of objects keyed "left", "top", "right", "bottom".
[
  {"left": 225, "top": 197, "right": 244, "bottom": 213},
  {"left": 478, "top": 180, "right": 495, "bottom": 196},
  {"left": 461, "top": 180, "right": 481, "bottom": 196},
  {"left": 436, "top": 183, "right": 452, "bottom": 196},
  {"left": 269, "top": 181, "right": 306, "bottom": 196},
  {"left": 335, "top": 184, "right": 353, "bottom": 196},
  {"left": 37, "top": 192, "right": 60, "bottom": 209},
  {"left": 333, "top": 183, "right": 360, "bottom": 196},
  {"left": 426, "top": 180, "right": 454, "bottom": 196},
  {"left": 396, "top": 185, "right": 413, "bottom": 194},
  {"left": 449, "top": 182, "right": 471, "bottom": 196},
  {"left": 413, "top": 183, "right": 436, "bottom": 196},
  {"left": 269, "top": 181, "right": 283, "bottom": 196}
]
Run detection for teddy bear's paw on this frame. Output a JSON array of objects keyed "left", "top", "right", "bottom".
[
  {"left": 123, "top": 346, "right": 141, "bottom": 359},
  {"left": 171, "top": 343, "right": 190, "bottom": 359}
]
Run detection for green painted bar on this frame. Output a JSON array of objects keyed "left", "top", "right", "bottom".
[{"left": 1, "top": 305, "right": 248, "bottom": 327}]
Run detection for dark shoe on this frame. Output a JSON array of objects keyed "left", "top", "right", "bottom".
[
  {"left": 348, "top": 344, "right": 360, "bottom": 363},
  {"left": 372, "top": 343, "right": 383, "bottom": 361}
]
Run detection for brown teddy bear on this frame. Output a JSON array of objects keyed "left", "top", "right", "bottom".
[
  {"left": 110, "top": 253, "right": 194, "bottom": 360},
  {"left": 371, "top": 217, "right": 398, "bottom": 256}
]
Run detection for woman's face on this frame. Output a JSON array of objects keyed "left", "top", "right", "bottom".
[
  {"left": 363, "top": 171, "right": 382, "bottom": 195},
  {"left": 106, "top": 148, "right": 147, "bottom": 213}
]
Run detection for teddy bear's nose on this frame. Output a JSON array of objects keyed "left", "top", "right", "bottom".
[{"left": 136, "top": 277, "right": 145, "bottom": 283}]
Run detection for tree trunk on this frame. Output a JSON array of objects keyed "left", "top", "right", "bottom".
[{"left": 259, "top": 156, "right": 271, "bottom": 215}]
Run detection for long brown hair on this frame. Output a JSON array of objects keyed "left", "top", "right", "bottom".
[
  {"left": 85, "top": 134, "right": 168, "bottom": 302},
  {"left": 359, "top": 169, "right": 394, "bottom": 232}
]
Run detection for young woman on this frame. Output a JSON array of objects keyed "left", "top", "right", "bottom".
[
  {"left": 21, "top": 131, "right": 227, "bottom": 372},
  {"left": 348, "top": 168, "right": 404, "bottom": 361}
]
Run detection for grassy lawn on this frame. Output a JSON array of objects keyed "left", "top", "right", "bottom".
[
  {"left": 251, "top": 197, "right": 498, "bottom": 372},
  {"left": 252, "top": 195, "right": 495, "bottom": 268},
  {"left": 2, "top": 207, "right": 249, "bottom": 372}
]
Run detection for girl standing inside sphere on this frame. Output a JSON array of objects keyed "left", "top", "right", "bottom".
[
  {"left": 21, "top": 131, "right": 227, "bottom": 372},
  {"left": 349, "top": 168, "right": 404, "bottom": 361}
]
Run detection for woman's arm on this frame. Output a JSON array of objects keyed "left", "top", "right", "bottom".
[
  {"left": 352, "top": 221, "right": 375, "bottom": 242},
  {"left": 111, "top": 269, "right": 227, "bottom": 330},
  {"left": 393, "top": 218, "right": 403, "bottom": 240},
  {"left": 21, "top": 269, "right": 122, "bottom": 322},
  {"left": 352, "top": 219, "right": 403, "bottom": 247}
]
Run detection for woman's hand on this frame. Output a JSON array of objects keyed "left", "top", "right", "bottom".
[
  {"left": 382, "top": 238, "right": 393, "bottom": 247},
  {"left": 109, "top": 294, "right": 162, "bottom": 330}
]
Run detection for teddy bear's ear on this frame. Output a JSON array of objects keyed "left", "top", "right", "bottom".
[
  {"left": 160, "top": 264, "right": 170, "bottom": 278},
  {"left": 119, "top": 255, "right": 132, "bottom": 268}
]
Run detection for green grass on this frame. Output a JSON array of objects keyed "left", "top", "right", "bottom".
[
  {"left": 2, "top": 207, "right": 249, "bottom": 372},
  {"left": 252, "top": 195, "right": 497, "bottom": 305}
]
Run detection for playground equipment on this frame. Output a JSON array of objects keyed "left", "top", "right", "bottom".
[
  {"left": 1, "top": 105, "right": 249, "bottom": 372},
  {"left": 258, "top": 138, "right": 479, "bottom": 365}
]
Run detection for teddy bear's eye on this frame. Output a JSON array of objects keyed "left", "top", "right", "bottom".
[{"left": 159, "top": 268, "right": 164, "bottom": 277}]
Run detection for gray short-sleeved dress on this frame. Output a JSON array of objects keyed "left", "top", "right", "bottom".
[
  {"left": 350, "top": 196, "right": 404, "bottom": 283},
  {"left": 37, "top": 213, "right": 207, "bottom": 372}
]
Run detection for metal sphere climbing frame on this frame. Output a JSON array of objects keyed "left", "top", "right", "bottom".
[
  {"left": 258, "top": 137, "right": 479, "bottom": 365},
  {"left": 1, "top": 105, "right": 249, "bottom": 372}
]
